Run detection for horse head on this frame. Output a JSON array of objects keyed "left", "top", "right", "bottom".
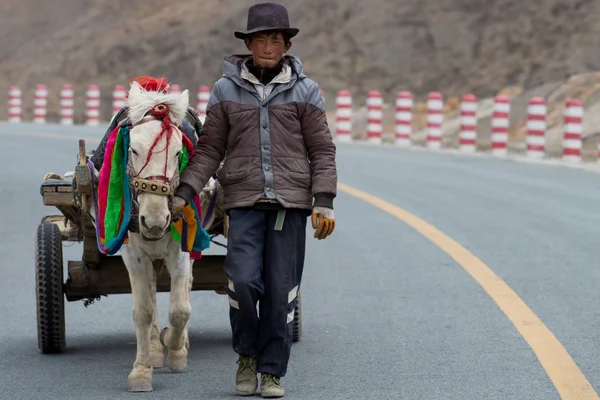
[{"left": 126, "top": 77, "right": 189, "bottom": 241}]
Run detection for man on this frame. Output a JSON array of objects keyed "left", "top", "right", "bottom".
[{"left": 171, "top": 2, "right": 337, "bottom": 398}]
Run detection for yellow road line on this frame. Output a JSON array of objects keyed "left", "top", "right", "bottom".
[{"left": 338, "top": 182, "right": 599, "bottom": 399}]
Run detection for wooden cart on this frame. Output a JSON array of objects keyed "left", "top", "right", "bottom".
[{"left": 35, "top": 139, "right": 302, "bottom": 354}]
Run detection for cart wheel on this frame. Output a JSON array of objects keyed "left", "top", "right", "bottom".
[
  {"left": 35, "top": 222, "right": 66, "bottom": 353},
  {"left": 292, "top": 290, "right": 302, "bottom": 343}
]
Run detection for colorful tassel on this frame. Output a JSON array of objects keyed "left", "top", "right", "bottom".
[{"left": 90, "top": 123, "right": 210, "bottom": 257}]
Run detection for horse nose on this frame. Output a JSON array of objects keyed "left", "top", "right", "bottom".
[
  {"left": 140, "top": 215, "right": 148, "bottom": 230},
  {"left": 140, "top": 215, "right": 170, "bottom": 231}
]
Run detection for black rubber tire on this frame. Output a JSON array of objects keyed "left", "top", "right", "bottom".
[
  {"left": 35, "top": 222, "right": 66, "bottom": 353},
  {"left": 292, "top": 290, "right": 302, "bottom": 343}
]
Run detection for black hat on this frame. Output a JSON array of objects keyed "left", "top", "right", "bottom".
[{"left": 234, "top": 3, "right": 299, "bottom": 40}]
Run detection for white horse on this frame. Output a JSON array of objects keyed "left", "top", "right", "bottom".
[
  {"left": 96, "top": 79, "right": 198, "bottom": 392},
  {"left": 40, "top": 79, "right": 226, "bottom": 392}
]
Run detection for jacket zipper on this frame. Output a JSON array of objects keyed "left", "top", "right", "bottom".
[
  {"left": 260, "top": 69, "right": 268, "bottom": 102},
  {"left": 259, "top": 69, "right": 267, "bottom": 190}
]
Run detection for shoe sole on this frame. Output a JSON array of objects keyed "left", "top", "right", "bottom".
[
  {"left": 235, "top": 389, "right": 256, "bottom": 396},
  {"left": 236, "top": 385, "right": 258, "bottom": 396},
  {"left": 261, "top": 388, "right": 285, "bottom": 398}
]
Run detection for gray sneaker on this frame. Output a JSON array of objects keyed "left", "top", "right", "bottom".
[
  {"left": 260, "top": 373, "right": 285, "bottom": 398},
  {"left": 235, "top": 355, "right": 258, "bottom": 396}
]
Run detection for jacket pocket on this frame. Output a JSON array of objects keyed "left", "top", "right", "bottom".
[
  {"left": 219, "top": 168, "right": 248, "bottom": 185},
  {"left": 288, "top": 170, "right": 311, "bottom": 190}
]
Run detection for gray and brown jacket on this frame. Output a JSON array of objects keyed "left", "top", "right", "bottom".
[{"left": 176, "top": 54, "right": 337, "bottom": 211}]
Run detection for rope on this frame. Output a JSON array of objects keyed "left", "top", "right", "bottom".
[
  {"left": 201, "top": 180, "right": 220, "bottom": 229},
  {"left": 81, "top": 261, "right": 106, "bottom": 308},
  {"left": 210, "top": 235, "right": 228, "bottom": 249}
]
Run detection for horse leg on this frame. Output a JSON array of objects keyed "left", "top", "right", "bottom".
[
  {"left": 149, "top": 269, "right": 164, "bottom": 369},
  {"left": 123, "top": 250, "right": 156, "bottom": 392},
  {"left": 160, "top": 251, "right": 193, "bottom": 372}
]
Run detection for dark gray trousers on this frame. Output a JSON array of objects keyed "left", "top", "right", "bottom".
[{"left": 223, "top": 207, "right": 307, "bottom": 378}]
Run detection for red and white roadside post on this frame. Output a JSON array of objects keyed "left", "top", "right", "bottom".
[
  {"left": 526, "top": 97, "right": 547, "bottom": 159},
  {"left": 426, "top": 92, "right": 444, "bottom": 149},
  {"left": 169, "top": 84, "right": 182, "bottom": 95},
  {"left": 34, "top": 84, "right": 48, "bottom": 124},
  {"left": 459, "top": 94, "right": 477, "bottom": 152},
  {"left": 366, "top": 90, "right": 383, "bottom": 144},
  {"left": 335, "top": 90, "right": 352, "bottom": 142},
  {"left": 196, "top": 85, "right": 210, "bottom": 122},
  {"left": 562, "top": 99, "right": 583, "bottom": 163},
  {"left": 112, "top": 84, "right": 126, "bottom": 119},
  {"left": 86, "top": 84, "right": 101, "bottom": 126},
  {"left": 491, "top": 95, "right": 510, "bottom": 156},
  {"left": 8, "top": 86, "right": 22, "bottom": 123},
  {"left": 60, "top": 84, "right": 74, "bottom": 125},
  {"left": 395, "top": 91, "right": 412, "bottom": 146}
]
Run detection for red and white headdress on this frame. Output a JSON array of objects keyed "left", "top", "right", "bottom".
[{"left": 126, "top": 76, "right": 189, "bottom": 126}]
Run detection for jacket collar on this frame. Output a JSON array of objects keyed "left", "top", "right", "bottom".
[
  {"left": 241, "top": 60, "right": 292, "bottom": 86},
  {"left": 222, "top": 54, "right": 305, "bottom": 88}
]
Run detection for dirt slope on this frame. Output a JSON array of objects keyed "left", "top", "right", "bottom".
[{"left": 1, "top": 0, "right": 600, "bottom": 122}]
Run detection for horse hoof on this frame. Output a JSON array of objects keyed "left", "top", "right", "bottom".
[
  {"left": 128, "top": 369, "right": 153, "bottom": 392},
  {"left": 151, "top": 355, "right": 164, "bottom": 369},
  {"left": 128, "top": 382, "right": 153, "bottom": 392},
  {"left": 166, "top": 355, "right": 187, "bottom": 372},
  {"left": 159, "top": 327, "right": 168, "bottom": 348}
]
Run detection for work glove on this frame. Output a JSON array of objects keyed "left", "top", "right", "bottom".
[
  {"left": 171, "top": 195, "right": 187, "bottom": 222},
  {"left": 311, "top": 206, "right": 335, "bottom": 240}
]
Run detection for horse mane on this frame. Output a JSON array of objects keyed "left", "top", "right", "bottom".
[{"left": 126, "top": 76, "right": 189, "bottom": 126}]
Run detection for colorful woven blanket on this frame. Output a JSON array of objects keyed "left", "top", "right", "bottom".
[{"left": 89, "top": 124, "right": 210, "bottom": 258}]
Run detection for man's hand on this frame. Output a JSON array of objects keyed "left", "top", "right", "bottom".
[
  {"left": 171, "top": 195, "right": 187, "bottom": 221},
  {"left": 311, "top": 206, "right": 335, "bottom": 240}
]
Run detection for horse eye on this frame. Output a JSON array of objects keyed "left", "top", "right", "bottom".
[
  {"left": 130, "top": 148, "right": 139, "bottom": 156},
  {"left": 175, "top": 151, "right": 181, "bottom": 157}
]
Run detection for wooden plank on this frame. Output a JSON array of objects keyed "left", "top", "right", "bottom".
[
  {"left": 74, "top": 165, "right": 91, "bottom": 194},
  {"left": 78, "top": 140, "right": 91, "bottom": 213},
  {"left": 64, "top": 254, "right": 227, "bottom": 301},
  {"left": 42, "top": 191, "right": 74, "bottom": 206},
  {"left": 41, "top": 180, "right": 75, "bottom": 207}
]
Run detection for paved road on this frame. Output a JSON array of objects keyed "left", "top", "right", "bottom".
[{"left": 1, "top": 122, "right": 600, "bottom": 399}]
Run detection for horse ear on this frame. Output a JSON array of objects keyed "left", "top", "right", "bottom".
[
  {"left": 128, "top": 81, "right": 143, "bottom": 103},
  {"left": 179, "top": 89, "right": 190, "bottom": 113},
  {"left": 126, "top": 81, "right": 149, "bottom": 124},
  {"left": 170, "top": 89, "right": 190, "bottom": 123}
]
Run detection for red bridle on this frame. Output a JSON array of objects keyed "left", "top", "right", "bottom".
[{"left": 128, "top": 103, "right": 183, "bottom": 199}]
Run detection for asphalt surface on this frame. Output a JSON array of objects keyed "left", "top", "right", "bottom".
[{"left": 1, "top": 121, "right": 600, "bottom": 399}]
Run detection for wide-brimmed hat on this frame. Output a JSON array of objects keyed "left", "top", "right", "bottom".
[{"left": 234, "top": 3, "right": 299, "bottom": 40}]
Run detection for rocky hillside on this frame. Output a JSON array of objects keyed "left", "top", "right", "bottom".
[{"left": 1, "top": 0, "right": 600, "bottom": 123}]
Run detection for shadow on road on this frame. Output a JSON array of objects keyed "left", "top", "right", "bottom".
[
  {"left": 1, "top": 330, "right": 242, "bottom": 399},
  {"left": 8, "top": 329, "right": 232, "bottom": 357}
]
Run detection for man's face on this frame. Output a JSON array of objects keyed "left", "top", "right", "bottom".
[{"left": 245, "top": 32, "right": 291, "bottom": 68}]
